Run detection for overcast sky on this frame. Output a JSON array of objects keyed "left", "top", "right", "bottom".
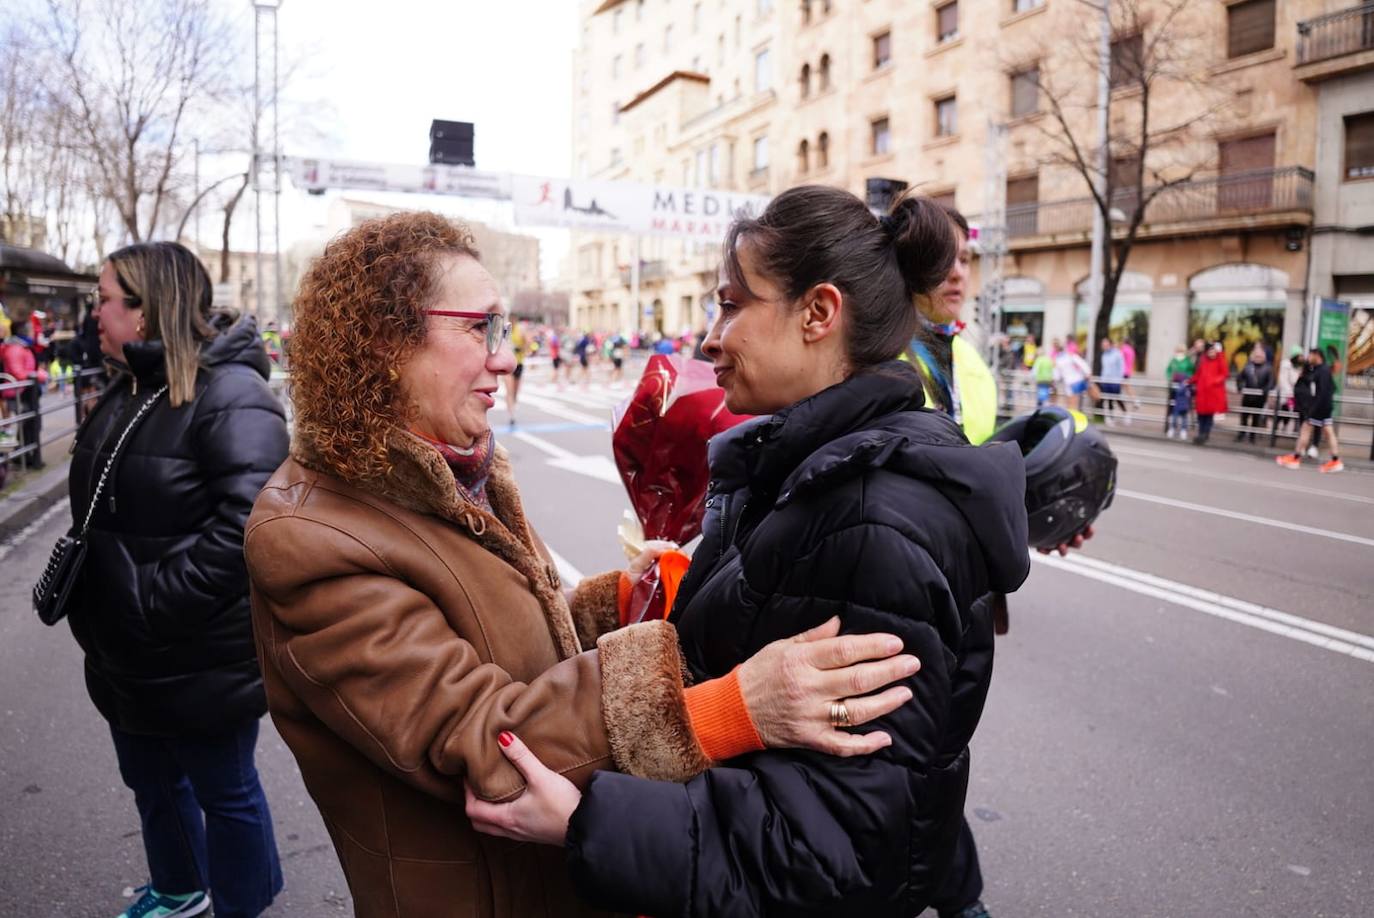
[{"left": 248, "top": 0, "right": 580, "bottom": 279}]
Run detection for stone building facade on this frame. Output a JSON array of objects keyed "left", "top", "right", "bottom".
[{"left": 570, "top": 0, "right": 1374, "bottom": 378}]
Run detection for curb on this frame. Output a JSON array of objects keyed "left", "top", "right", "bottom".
[{"left": 0, "top": 459, "right": 73, "bottom": 543}]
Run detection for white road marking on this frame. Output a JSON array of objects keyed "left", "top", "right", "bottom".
[
  {"left": 1119, "top": 455, "right": 1374, "bottom": 506},
  {"left": 1107, "top": 443, "right": 1193, "bottom": 462},
  {"left": 510, "top": 430, "right": 576, "bottom": 460},
  {"left": 548, "top": 454, "right": 623, "bottom": 484},
  {"left": 514, "top": 393, "right": 611, "bottom": 427},
  {"left": 544, "top": 545, "right": 585, "bottom": 587},
  {"left": 512, "top": 431, "right": 624, "bottom": 486},
  {"left": 1115, "top": 488, "right": 1374, "bottom": 548},
  {"left": 1032, "top": 552, "right": 1374, "bottom": 664},
  {"left": 0, "top": 499, "right": 70, "bottom": 562}
]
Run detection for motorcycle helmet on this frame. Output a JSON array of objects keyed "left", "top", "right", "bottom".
[{"left": 987, "top": 406, "right": 1117, "bottom": 551}]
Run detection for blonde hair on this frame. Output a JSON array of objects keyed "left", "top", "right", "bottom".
[{"left": 106, "top": 242, "right": 218, "bottom": 407}]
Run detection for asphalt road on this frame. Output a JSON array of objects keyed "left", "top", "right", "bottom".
[{"left": 2, "top": 368, "right": 1371, "bottom": 917}]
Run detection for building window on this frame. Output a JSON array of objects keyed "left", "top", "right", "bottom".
[
  {"left": 611, "top": 101, "right": 621, "bottom": 125},
  {"left": 1345, "top": 111, "right": 1374, "bottom": 181},
  {"left": 818, "top": 131, "right": 830, "bottom": 168},
  {"left": 710, "top": 143, "right": 723, "bottom": 183},
  {"left": 611, "top": 147, "right": 623, "bottom": 167},
  {"left": 758, "top": 0, "right": 773, "bottom": 15},
  {"left": 755, "top": 48, "right": 772, "bottom": 92},
  {"left": 1227, "top": 0, "right": 1275, "bottom": 59},
  {"left": 1218, "top": 131, "right": 1277, "bottom": 209},
  {"left": 873, "top": 30, "right": 892, "bottom": 69},
  {"left": 735, "top": 14, "right": 742, "bottom": 46},
  {"left": 635, "top": 0, "right": 644, "bottom": 21},
  {"left": 753, "top": 135, "right": 770, "bottom": 172},
  {"left": 1006, "top": 173, "right": 1039, "bottom": 234},
  {"left": 932, "top": 190, "right": 957, "bottom": 209},
  {"left": 635, "top": 43, "right": 645, "bottom": 69},
  {"left": 693, "top": 2, "right": 702, "bottom": 32},
  {"left": 800, "top": 62, "right": 811, "bottom": 98},
  {"left": 935, "top": 96, "right": 957, "bottom": 137},
  {"left": 1012, "top": 0, "right": 1043, "bottom": 12},
  {"left": 1010, "top": 65, "right": 1039, "bottom": 118},
  {"left": 612, "top": 55, "right": 621, "bottom": 78},
  {"left": 871, "top": 117, "right": 891, "bottom": 155},
  {"left": 801, "top": 0, "right": 812, "bottom": 25},
  {"left": 1110, "top": 33, "right": 1143, "bottom": 88},
  {"left": 1007, "top": 174, "right": 1039, "bottom": 204},
  {"left": 613, "top": 8, "right": 622, "bottom": 34},
  {"left": 718, "top": 34, "right": 726, "bottom": 65},
  {"left": 664, "top": 25, "right": 673, "bottom": 53},
  {"left": 695, "top": 149, "right": 708, "bottom": 185},
  {"left": 819, "top": 53, "right": 832, "bottom": 90},
  {"left": 936, "top": 2, "right": 959, "bottom": 44},
  {"left": 798, "top": 138, "right": 810, "bottom": 174}
]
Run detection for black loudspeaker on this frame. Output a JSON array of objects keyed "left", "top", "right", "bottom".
[
  {"left": 429, "top": 120, "right": 474, "bottom": 165},
  {"left": 865, "top": 176, "right": 908, "bottom": 212}
]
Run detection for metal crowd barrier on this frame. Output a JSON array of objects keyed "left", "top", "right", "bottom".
[
  {"left": 0, "top": 368, "right": 107, "bottom": 476},
  {"left": 996, "top": 371, "right": 1374, "bottom": 460}
]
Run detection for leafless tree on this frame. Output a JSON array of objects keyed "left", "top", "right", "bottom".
[
  {"left": 1022, "top": 0, "right": 1228, "bottom": 370},
  {"left": 42, "top": 0, "right": 236, "bottom": 244}
]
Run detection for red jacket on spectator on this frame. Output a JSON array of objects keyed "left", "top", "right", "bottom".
[
  {"left": 1192, "top": 351, "right": 1229, "bottom": 416},
  {"left": 2, "top": 337, "right": 47, "bottom": 400}
]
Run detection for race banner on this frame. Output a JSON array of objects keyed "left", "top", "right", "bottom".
[
  {"left": 511, "top": 175, "right": 769, "bottom": 242},
  {"left": 280, "top": 155, "right": 770, "bottom": 243},
  {"left": 281, "top": 156, "right": 511, "bottom": 200}
]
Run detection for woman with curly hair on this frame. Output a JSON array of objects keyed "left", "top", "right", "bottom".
[{"left": 243, "top": 211, "right": 919, "bottom": 917}]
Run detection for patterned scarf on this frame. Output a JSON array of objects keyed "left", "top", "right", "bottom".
[{"left": 412, "top": 429, "right": 496, "bottom": 512}]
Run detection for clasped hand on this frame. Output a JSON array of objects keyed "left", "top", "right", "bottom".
[{"left": 465, "top": 616, "right": 920, "bottom": 845}]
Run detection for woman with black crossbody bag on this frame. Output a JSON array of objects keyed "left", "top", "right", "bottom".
[{"left": 37, "top": 242, "right": 289, "bottom": 918}]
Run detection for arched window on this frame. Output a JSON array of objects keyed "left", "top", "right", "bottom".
[
  {"left": 800, "top": 0, "right": 812, "bottom": 25},
  {"left": 819, "top": 53, "right": 832, "bottom": 91},
  {"left": 799, "top": 62, "right": 811, "bottom": 98},
  {"left": 798, "top": 139, "right": 810, "bottom": 174},
  {"left": 817, "top": 131, "right": 830, "bottom": 169}
]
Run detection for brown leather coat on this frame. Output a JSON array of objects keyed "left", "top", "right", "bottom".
[{"left": 246, "top": 430, "right": 709, "bottom": 917}]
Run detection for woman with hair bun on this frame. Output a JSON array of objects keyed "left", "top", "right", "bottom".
[{"left": 469, "top": 187, "right": 1031, "bottom": 917}]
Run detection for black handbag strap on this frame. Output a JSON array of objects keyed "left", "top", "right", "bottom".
[{"left": 75, "top": 385, "right": 167, "bottom": 537}]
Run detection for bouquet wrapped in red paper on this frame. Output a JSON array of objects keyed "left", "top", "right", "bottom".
[{"left": 612, "top": 354, "right": 751, "bottom": 625}]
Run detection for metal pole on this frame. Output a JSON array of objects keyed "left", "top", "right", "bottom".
[
  {"left": 252, "top": 3, "right": 263, "bottom": 319},
  {"left": 631, "top": 235, "right": 641, "bottom": 336},
  {"left": 193, "top": 139, "right": 200, "bottom": 249},
  {"left": 1087, "top": 0, "right": 1110, "bottom": 372},
  {"left": 271, "top": 3, "right": 283, "bottom": 326}
]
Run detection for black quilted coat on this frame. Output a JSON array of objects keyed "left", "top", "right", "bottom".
[
  {"left": 66, "top": 316, "right": 288, "bottom": 737},
  {"left": 566, "top": 362, "right": 1030, "bottom": 917}
]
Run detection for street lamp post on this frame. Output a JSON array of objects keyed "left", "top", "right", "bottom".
[
  {"left": 1088, "top": 0, "right": 1110, "bottom": 372},
  {"left": 253, "top": 0, "right": 282, "bottom": 323}
]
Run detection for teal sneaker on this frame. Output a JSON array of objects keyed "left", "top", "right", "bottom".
[{"left": 118, "top": 885, "right": 209, "bottom": 918}]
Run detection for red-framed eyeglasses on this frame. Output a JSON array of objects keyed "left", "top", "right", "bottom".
[{"left": 422, "top": 310, "right": 513, "bottom": 355}]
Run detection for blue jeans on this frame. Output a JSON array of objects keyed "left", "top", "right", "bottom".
[{"left": 110, "top": 721, "right": 283, "bottom": 918}]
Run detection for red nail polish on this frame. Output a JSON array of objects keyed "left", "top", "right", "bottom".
[{"left": 499, "top": 731, "right": 514, "bottom": 747}]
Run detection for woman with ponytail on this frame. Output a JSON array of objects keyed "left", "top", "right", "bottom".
[
  {"left": 467, "top": 187, "right": 1031, "bottom": 918},
  {"left": 68, "top": 241, "right": 288, "bottom": 918}
]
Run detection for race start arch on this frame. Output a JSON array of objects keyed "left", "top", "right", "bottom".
[{"left": 281, "top": 156, "right": 770, "bottom": 243}]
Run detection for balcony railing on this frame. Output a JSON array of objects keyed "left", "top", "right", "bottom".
[
  {"left": 1296, "top": 3, "right": 1374, "bottom": 65},
  {"left": 1004, "top": 166, "right": 1314, "bottom": 240},
  {"left": 619, "top": 259, "right": 667, "bottom": 286}
]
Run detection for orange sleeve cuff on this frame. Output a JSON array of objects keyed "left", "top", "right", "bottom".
[{"left": 683, "top": 667, "right": 764, "bottom": 763}]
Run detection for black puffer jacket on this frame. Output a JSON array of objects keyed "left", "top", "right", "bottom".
[
  {"left": 67, "top": 315, "right": 289, "bottom": 737},
  {"left": 566, "top": 362, "right": 1029, "bottom": 917}
]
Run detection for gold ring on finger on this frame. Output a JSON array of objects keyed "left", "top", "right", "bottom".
[{"left": 829, "top": 700, "right": 852, "bottom": 729}]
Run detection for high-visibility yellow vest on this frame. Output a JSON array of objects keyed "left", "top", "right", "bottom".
[{"left": 905, "top": 333, "right": 999, "bottom": 445}]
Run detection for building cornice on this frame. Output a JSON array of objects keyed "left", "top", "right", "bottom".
[{"left": 620, "top": 70, "right": 711, "bottom": 115}]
